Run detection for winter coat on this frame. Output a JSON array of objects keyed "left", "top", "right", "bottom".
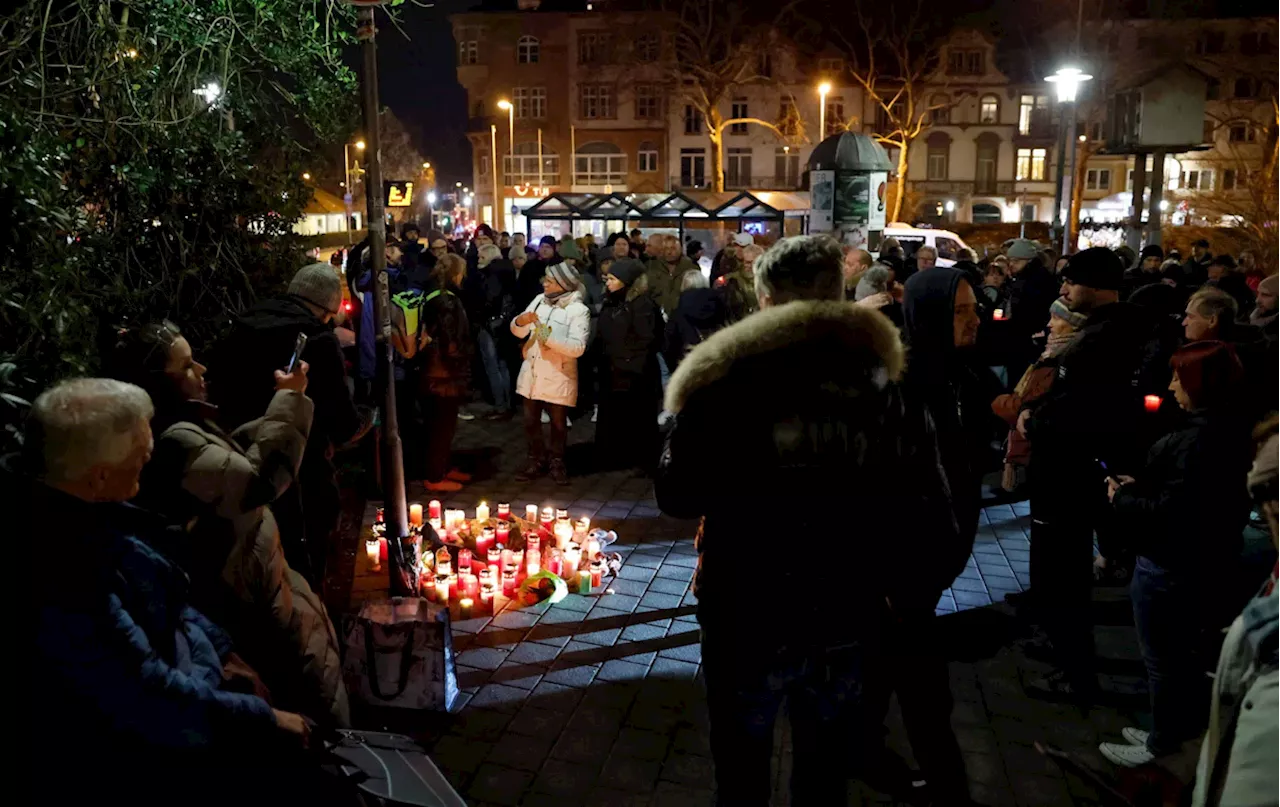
[
  {"left": 26, "top": 475, "right": 279, "bottom": 801},
  {"left": 1111, "top": 410, "right": 1254, "bottom": 572},
  {"left": 656, "top": 301, "right": 961, "bottom": 648},
  {"left": 993, "top": 363, "right": 1058, "bottom": 467},
  {"left": 357, "top": 266, "right": 407, "bottom": 381},
  {"left": 511, "top": 290, "right": 591, "bottom": 406},
  {"left": 418, "top": 286, "right": 475, "bottom": 399},
  {"left": 1192, "top": 586, "right": 1279, "bottom": 807},
  {"left": 480, "top": 259, "right": 517, "bottom": 335},
  {"left": 664, "top": 287, "right": 728, "bottom": 370},
  {"left": 514, "top": 258, "right": 549, "bottom": 313},
  {"left": 597, "top": 282, "right": 663, "bottom": 391},
  {"left": 137, "top": 392, "right": 349, "bottom": 726},
  {"left": 1005, "top": 258, "right": 1059, "bottom": 346},
  {"left": 904, "top": 268, "right": 1005, "bottom": 551},
  {"left": 1179, "top": 255, "right": 1213, "bottom": 289},
  {"left": 644, "top": 256, "right": 697, "bottom": 316}
]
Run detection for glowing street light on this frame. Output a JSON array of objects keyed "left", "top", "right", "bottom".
[
  {"left": 302, "top": 172, "right": 312, "bottom": 181},
  {"left": 818, "top": 82, "right": 832, "bottom": 138},
  {"left": 422, "top": 161, "right": 431, "bottom": 169},
  {"left": 456, "top": 181, "right": 463, "bottom": 188},
  {"left": 193, "top": 81, "right": 223, "bottom": 107},
  {"left": 354, "top": 140, "right": 366, "bottom": 151},
  {"left": 1045, "top": 66, "right": 1092, "bottom": 103},
  {"left": 427, "top": 191, "right": 438, "bottom": 206},
  {"left": 497, "top": 99, "right": 515, "bottom": 167}
]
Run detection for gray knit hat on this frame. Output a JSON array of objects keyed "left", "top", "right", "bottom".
[
  {"left": 1049, "top": 298, "right": 1088, "bottom": 329},
  {"left": 1006, "top": 239, "right": 1040, "bottom": 260},
  {"left": 288, "top": 263, "right": 342, "bottom": 312},
  {"left": 545, "top": 261, "right": 582, "bottom": 293},
  {"left": 854, "top": 266, "right": 892, "bottom": 301}
]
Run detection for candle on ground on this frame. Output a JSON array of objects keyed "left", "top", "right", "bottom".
[
  {"left": 577, "top": 570, "right": 592, "bottom": 594},
  {"left": 526, "top": 548, "right": 541, "bottom": 576},
  {"left": 554, "top": 518, "right": 575, "bottom": 549},
  {"left": 379, "top": 536, "right": 389, "bottom": 563},
  {"left": 526, "top": 533, "right": 541, "bottom": 553},
  {"left": 475, "top": 502, "right": 490, "bottom": 523},
  {"left": 564, "top": 544, "right": 581, "bottom": 574},
  {"left": 459, "top": 597, "right": 473, "bottom": 619},
  {"left": 428, "top": 500, "right": 442, "bottom": 521},
  {"left": 547, "top": 548, "right": 563, "bottom": 577},
  {"left": 590, "top": 560, "right": 604, "bottom": 587},
  {"left": 502, "top": 566, "right": 518, "bottom": 596},
  {"left": 584, "top": 536, "right": 600, "bottom": 559},
  {"left": 525, "top": 504, "right": 538, "bottom": 522},
  {"left": 497, "top": 503, "right": 511, "bottom": 521},
  {"left": 409, "top": 503, "right": 424, "bottom": 527},
  {"left": 435, "top": 577, "right": 450, "bottom": 604},
  {"left": 488, "top": 545, "right": 503, "bottom": 567},
  {"left": 476, "top": 527, "right": 495, "bottom": 556},
  {"left": 435, "top": 547, "right": 452, "bottom": 578},
  {"left": 458, "top": 548, "right": 472, "bottom": 572},
  {"left": 418, "top": 569, "right": 435, "bottom": 596},
  {"left": 495, "top": 521, "right": 510, "bottom": 545},
  {"left": 462, "top": 572, "right": 479, "bottom": 599},
  {"left": 448, "top": 574, "right": 460, "bottom": 600},
  {"left": 540, "top": 507, "right": 555, "bottom": 528},
  {"left": 365, "top": 539, "right": 381, "bottom": 570},
  {"left": 480, "top": 582, "right": 496, "bottom": 614}
]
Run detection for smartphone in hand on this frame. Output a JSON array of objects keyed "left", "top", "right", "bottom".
[{"left": 286, "top": 332, "right": 308, "bottom": 373}]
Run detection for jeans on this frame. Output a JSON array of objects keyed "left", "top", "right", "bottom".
[
  {"left": 522, "top": 397, "right": 568, "bottom": 461},
  {"left": 475, "top": 329, "right": 511, "bottom": 411},
  {"left": 1131, "top": 556, "right": 1210, "bottom": 754},
  {"left": 700, "top": 620, "right": 868, "bottom": 807}
]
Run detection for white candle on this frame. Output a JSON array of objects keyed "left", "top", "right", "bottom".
[
  {"left": 475, "top": 501, "right": 490, "bottom": 523},
  {"left": 364, "top": 538, "right": 381, "bottom": 570},
  {"left": 554, "top": 519, "right": 575, "bottom": 550},
  {"left": 435, "top": 577, "right": 450, "bottom": 604},
  {"left": 525, "top": 504, "right": 538, "bottom": 522},
  {"left": 409, "top": 503, "right": 424, "bottom": 527}
]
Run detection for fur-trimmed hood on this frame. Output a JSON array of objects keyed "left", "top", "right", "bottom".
[{"left": 664, "top": 300, "right": 905, "bottom": 414}]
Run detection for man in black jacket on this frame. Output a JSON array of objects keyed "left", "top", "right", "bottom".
[
  {"left": 1178, "top": 238, "right": 1213, "bottom": 289},
  {"left": 1003, "top": 238, "right": 1059, "bottom": 382},
  {"left": 212, "top": 263, "right": 365, "bottom": 583},
  {"left": 656, "top": 235, "right": 960, "bottom": 806},
  {"left": 1018, "top": 247, "right": 1154, "bottom": 699}
]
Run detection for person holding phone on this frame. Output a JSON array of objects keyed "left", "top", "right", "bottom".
[{"left": 1097, "top": 341, "right": 1254, "bottom": 768}]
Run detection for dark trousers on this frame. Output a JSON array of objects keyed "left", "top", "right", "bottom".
[
  {"left": 423, "top": 395, "right": 462, "bottom": 483},
  {"left": 1131, "top": 556, "right": 1211, "bottom": 754},
  {"left": 1028, "top": 453, "right": 1100, "bottom": 678},
  {"left": 865, "top": 609, "right": 968, "bottom": 797},
  {"left": 700, "top": 621, "right": 868, "bottom": 807},
  {"left": 521, "top": 397, "right": 568, "bottom": 461}
]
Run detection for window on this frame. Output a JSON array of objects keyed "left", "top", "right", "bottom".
[
  {"left": 459, "top": 40, "right": 478, "bottom": 65},
  {"left": 876, "top": 101, "right": 905, "bottom": 134},
  {"left": 818, "top": 57, "right": 844, "bottom": 74},
  {"left": 1195, "top": 31, "right": 1226, "bottom": 54},
  {"left": 757, "top": 53, "right": 773, "bottom": 78},
  {"left": 1234, "top": 77, "right": 1256, "bottom": 99},
  {"left": 1206, "top": 78, "right": 1221, "bottom": 101},
  {"left": 1021, "top": 203, "right": 1036, "bottom": 221},
  {"left": 1181, "top": 169, "right": 1214, "bottom": 191},
  {"left": 930, "top": 93, "right": 950, "bottom": 124},
  {"left": 1240, "top": 32, "right": 1270, "bottom": 55},
  {"left": 635, "top": 33, "right": 660, "bottom": 62},
  {"left": 1229, "top": 122, "right": 1255, "bottom": 142},
  {"left": 683, "top": 104, "right": 701, "bottom": 135},
  {"left": 825, "top": 99, "right": 845, "bottom": 136},
  {"left": 1223, "top": 168, "right": 1237, "bottom": 190},
  {"left": 972, "top": 203, "right": 1001, "bottom": 224},
  {"left": 975, "top": 133, "right": 999, "bottom": 193},
  {"left": 730, "top": 100, "right": 749, "bottom": 135},
  {"left": 577, "top": 31, "right": 610, "bottom": 65},
  {"left": 947, "top": 49, "right": 984, "bottom": 76},
  {"left": 574, "top": 141, "right": 625, "bottom": 184},
  {"left": 637, "top": 142, "right": 659, "bottom": 173},
  {"left": 1085, "top": 169, "right": 1111, "bottom": 191},
  {"left": 1018, "top": 94, "right": 1048, "bottom": 135},
  {"left": 513, "top": 87, "right": 546, "bottom": 119},
  {"left": 479, "top": 154, "right": 490, "bottom": 176},
  {"left": 578, "top": 84, "right": 614, "bottom": 119},
  {"left": 979, "top": 94, "right": 999, "bottom": 124},
  {"left": 504, "top": 142, "right": 559, "bottom": 184},
  {"left": 726, "top": 148, "right": 753, "bottom": 187},
  {"left": 777, "top": 100, "right": 800, "bottom": 137},
  {"left": 1089, "top": 122, "right": 1104, "bottom": 142},
  {"left": 1016, "top": 148, "right": 1046, "bottom": 181},
  {"left": 680, "top": 148, "right": 707, "bottom": 187},
  {"left": 517, "top": 35, "right": 539, "bottom": 64},
  {"left": 635, "top": 84, "right": 661, "bottom": 120},
  {"left": 926, "top": 133, "right": 950, "bottom": 180},
  {"left": 775, "top": 147, "right": 800, "bottom": 186}
]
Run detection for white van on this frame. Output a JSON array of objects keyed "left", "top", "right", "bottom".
[{"left": 878, "top": 224, "right": 972, "bottom": 268}]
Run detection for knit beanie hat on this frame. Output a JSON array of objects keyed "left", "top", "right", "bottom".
[
  {"left": 1139, "top": 244, "right": 1164, "bottom": 261},
  {"left": 1007, "top": 239, "right": 1040, "bottom": 260},
  {"left": 607, "top": 258, "right": 646, "bottom": 287},
  {"left": 545, "top": 261, "right": 582, "bottom": 292},
  {"left": 1049, "top": 298, "right": 1088, "bottom": 329},
  {"left": 539, "top": 235, "right": 558, "bottom": 248},
  {"left": 1061, "top": 247, "right": 1124, "bottom": 290}
]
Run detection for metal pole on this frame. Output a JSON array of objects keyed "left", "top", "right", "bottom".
[
  {"left": 537, "top": 128, "right": 543, "bottom": 188},
  {"left": 1126, "top": 152, "right": 1148, "bottom": 253},
  {"left": 490, "top": 124, "right": 500, "bottom": 230},
  {"left": 356, "top": 6, "right": 411, "bottom": 595},
  {"left": 1061, "top": 103, "right": 1078, "bottom": 254},
  {"left": 571, "top": 124, "right": 576, "bottom": 185},
  {"left": 1146, "top": 150, "right": 1165, "bottom": 248},
  {"left": 1050, "top": 106, "right": 1067, "bottom": 247},
  {"left": 344, "top": 144, "right": 351, "bottom": 234}
]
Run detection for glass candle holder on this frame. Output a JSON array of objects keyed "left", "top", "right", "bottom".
[
  {"left": 540, "top": 506, "right": 555, "bottom": 528},
  {"left": 457, "top": 548, "right": 472, "bottom": 572},
  {"left": 547, "top": 548, "right": 563, "bottom": 577},
  {"left": 435, "top": 547, "right": 452, "bottom": 578},
  {"left": 495, "top": 521, "right": 510, "bottom": 545},
  {"left": 458, "top": 597, "right": 473, "bottom": 619},
  {"left": 480, "top": 582, "right": 497, "bottom": 614},
  {"left": 475, "top": 502, "right": 490, "bottom": 523},
  {"left": 497, "top": 503, "right": 511, "bottom": 521},
  {"left": 525, "top": 504, "right": 538, "bottom": 522},
  {"left": 365, "top": 538, "right": 381, "bottom": 570},
  {"left": 526, "top": 548, "right": 541, "bottom": 576},
  {"left": 428, "top": 500, "right": 442, "bottom": 521},
  {"left": 577, "top": 569, "right": 592, "bottom": 594},
  {"left": 502, "top": 566, "right": 518, "bottom": 596},
  {"left": 525, "top": 533, "right": 541, "bottom": 553},
  {"left": 590, "top": 559, "right": 604, "bottom": 587},
  {"left": 409, "top": 503, "right": 424, "bottom": 527},
  {"left": 435, "top": 576, "right": 450, "bottom": 604}
]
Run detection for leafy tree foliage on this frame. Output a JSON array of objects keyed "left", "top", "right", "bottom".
[{"left": 0, "top": 0, "right": 359, "bottom": 400}]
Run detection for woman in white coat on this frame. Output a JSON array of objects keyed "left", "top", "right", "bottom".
[{"left": 510, "top": 260, "right": 591, "bottom": 484}]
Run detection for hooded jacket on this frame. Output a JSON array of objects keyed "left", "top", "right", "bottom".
[
  {"left": 136, "top": 392, "right": 349, "bottom": 726},
  {"left": 904, "top": 269, "right": 1004, "bottom": 551},
  {"left": 417, "top": 283, "right": 475, "bottom": 399},
  {"left": 597, "top": 278, "right": 663, "bottom": 389},
  {"left": 664, "top": 287, "right": 728, "bottom": 370},
  {"left": 511, "top": 289, "right": 591, "bottom": 406},
  {"left": 656, "top": 301, "right": 961, "bottom": 646},
  {"left": 1005, "top": 257, "right": 1060, "bottom": 348}
]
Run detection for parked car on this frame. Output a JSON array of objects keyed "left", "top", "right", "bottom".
[{"left": 877, "top": 224, "right": 972, "bottom": 268}]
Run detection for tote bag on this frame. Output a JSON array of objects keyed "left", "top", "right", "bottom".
[{"left": 343, "top": 597, "right": 459, "bottom": 712}]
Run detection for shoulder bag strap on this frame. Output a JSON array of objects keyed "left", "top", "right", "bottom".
[{"left": 363, "top": 620, "right": 418, "bottom": 701}]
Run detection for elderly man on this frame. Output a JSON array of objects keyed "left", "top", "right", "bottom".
[
  {"left": 21, "top": 379, "right": 310, "bottom": 803},
  {"left": 644, "top": 234, "right": 698, "bottom": 318},
  {"left": 213, "top": 263, "right": 366, "bottom": 583},
  {"left": 915, "top": 245, "right": 939, "bottom": 272},
  {"left": 657, "top": 235, "right": 959, "bottom": 806}
]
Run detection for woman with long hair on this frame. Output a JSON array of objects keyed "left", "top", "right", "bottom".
[{"left": 107, "top": 321, "right": 348, "bottom": 727}]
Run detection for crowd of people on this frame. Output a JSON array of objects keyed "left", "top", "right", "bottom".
[{"left": 20, "top": 211, "right": 1278, "bottom": 805}]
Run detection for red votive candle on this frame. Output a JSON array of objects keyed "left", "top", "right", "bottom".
[
  {"left": 1144, "top": 394, "right": 1162, "bottom": 412},
  {"left": 502, "top": 566, "right": 518, "bottom": 596},
  {"left": 428, "top": 499, "right": 442, "bottom": 521},
  {"left": 547, "top": 548, "right": 563, "bottom": 577},
  {"left": 378, "top": 536, "right": 388, "bottom": 563},
  {"left": 495, "top": 521, "right": 510, "bottom": 545},
  {"left": 525, "top": 533, "right": 540, "bottom": 553},
  {"left": 497, "top": 503, "right": 511, "bottom": 521},
  {"left": 458, "top": 548, "right": 472, "bottom": 573}
]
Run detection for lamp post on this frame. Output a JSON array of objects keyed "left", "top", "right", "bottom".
[
  {"left": 1046, "top": 66, "right": 1092, "bottom": 254},
  {"left": 818, "top": 82, "right": 832, "bottom": 140},
  {"left": 426, "top": 190, "right": 438, "bottom": 232},
  {"left": 497, "top": 100, "right": 514, "bottom": 233},
  {"left": 490, "top": 124, "right": 500, "bottom": 231}
]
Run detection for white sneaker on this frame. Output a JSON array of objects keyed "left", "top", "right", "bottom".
[
  {"left": 541, "top": 410, "right": 550, "bottom": 424},
  {"left": 457, "top": 411, "right": 476, "bottom": 421},
  {"left": 1099, "top": 741, "right": 1155, "bottom": 768},
  {"left": 657, "top": 410, "right": 675, "bottom": 427},
  {"left": 1121, "top": 727, "right": 1150, "bottom": 747},
  {"left": 590, "top": 405, "right": 598, "bottom": 423}
]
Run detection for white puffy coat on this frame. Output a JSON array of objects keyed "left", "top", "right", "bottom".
[{"left": 511, "top": 290, "right": 591, "bottom": 406}]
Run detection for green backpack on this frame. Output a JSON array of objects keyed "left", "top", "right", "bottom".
[{"left": 391, "top": 288, "right": 454, "bottom": 336}]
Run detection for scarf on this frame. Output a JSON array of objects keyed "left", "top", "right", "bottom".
[{"left": 1041, "top": 331, "right": 1080, "bottom": 360}]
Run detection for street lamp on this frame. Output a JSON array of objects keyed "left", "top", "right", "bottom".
[
  {"left": 818, "top": 82, "right": 832, "bottom": 139},
  {"left": 302, "top": 172, "right": 311, "bottom": 181},
  {"left": 422, "top": 161, "right": 431, "bottom": 170},
  {"left": 1046, "top": 65, "right": 1093, "bottom": 253},
  {"left": 456, "top": 181, "right": 463, "bottom": 188}
]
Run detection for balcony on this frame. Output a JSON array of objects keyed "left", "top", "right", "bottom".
[
  {"left": 671, "top": 175, "right": 805, "bottom": 191},
  {"left": 1015, "top": 110, "right": 1055, "bottom": 141},
  {"left": 912, "top": 180, "right": 1015, "bottom": 196}
]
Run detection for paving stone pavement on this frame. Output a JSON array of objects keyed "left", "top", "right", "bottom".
[{"left": 344, "top": 413, "right": 1152, "bottom": 807}]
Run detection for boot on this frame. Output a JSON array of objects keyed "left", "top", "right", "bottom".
[
  {"left": 514, "top": 456, "right": 544, "bottom": 482},
  {"left": 549, "top": 458, "right": 570, "bottom": 486}
]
